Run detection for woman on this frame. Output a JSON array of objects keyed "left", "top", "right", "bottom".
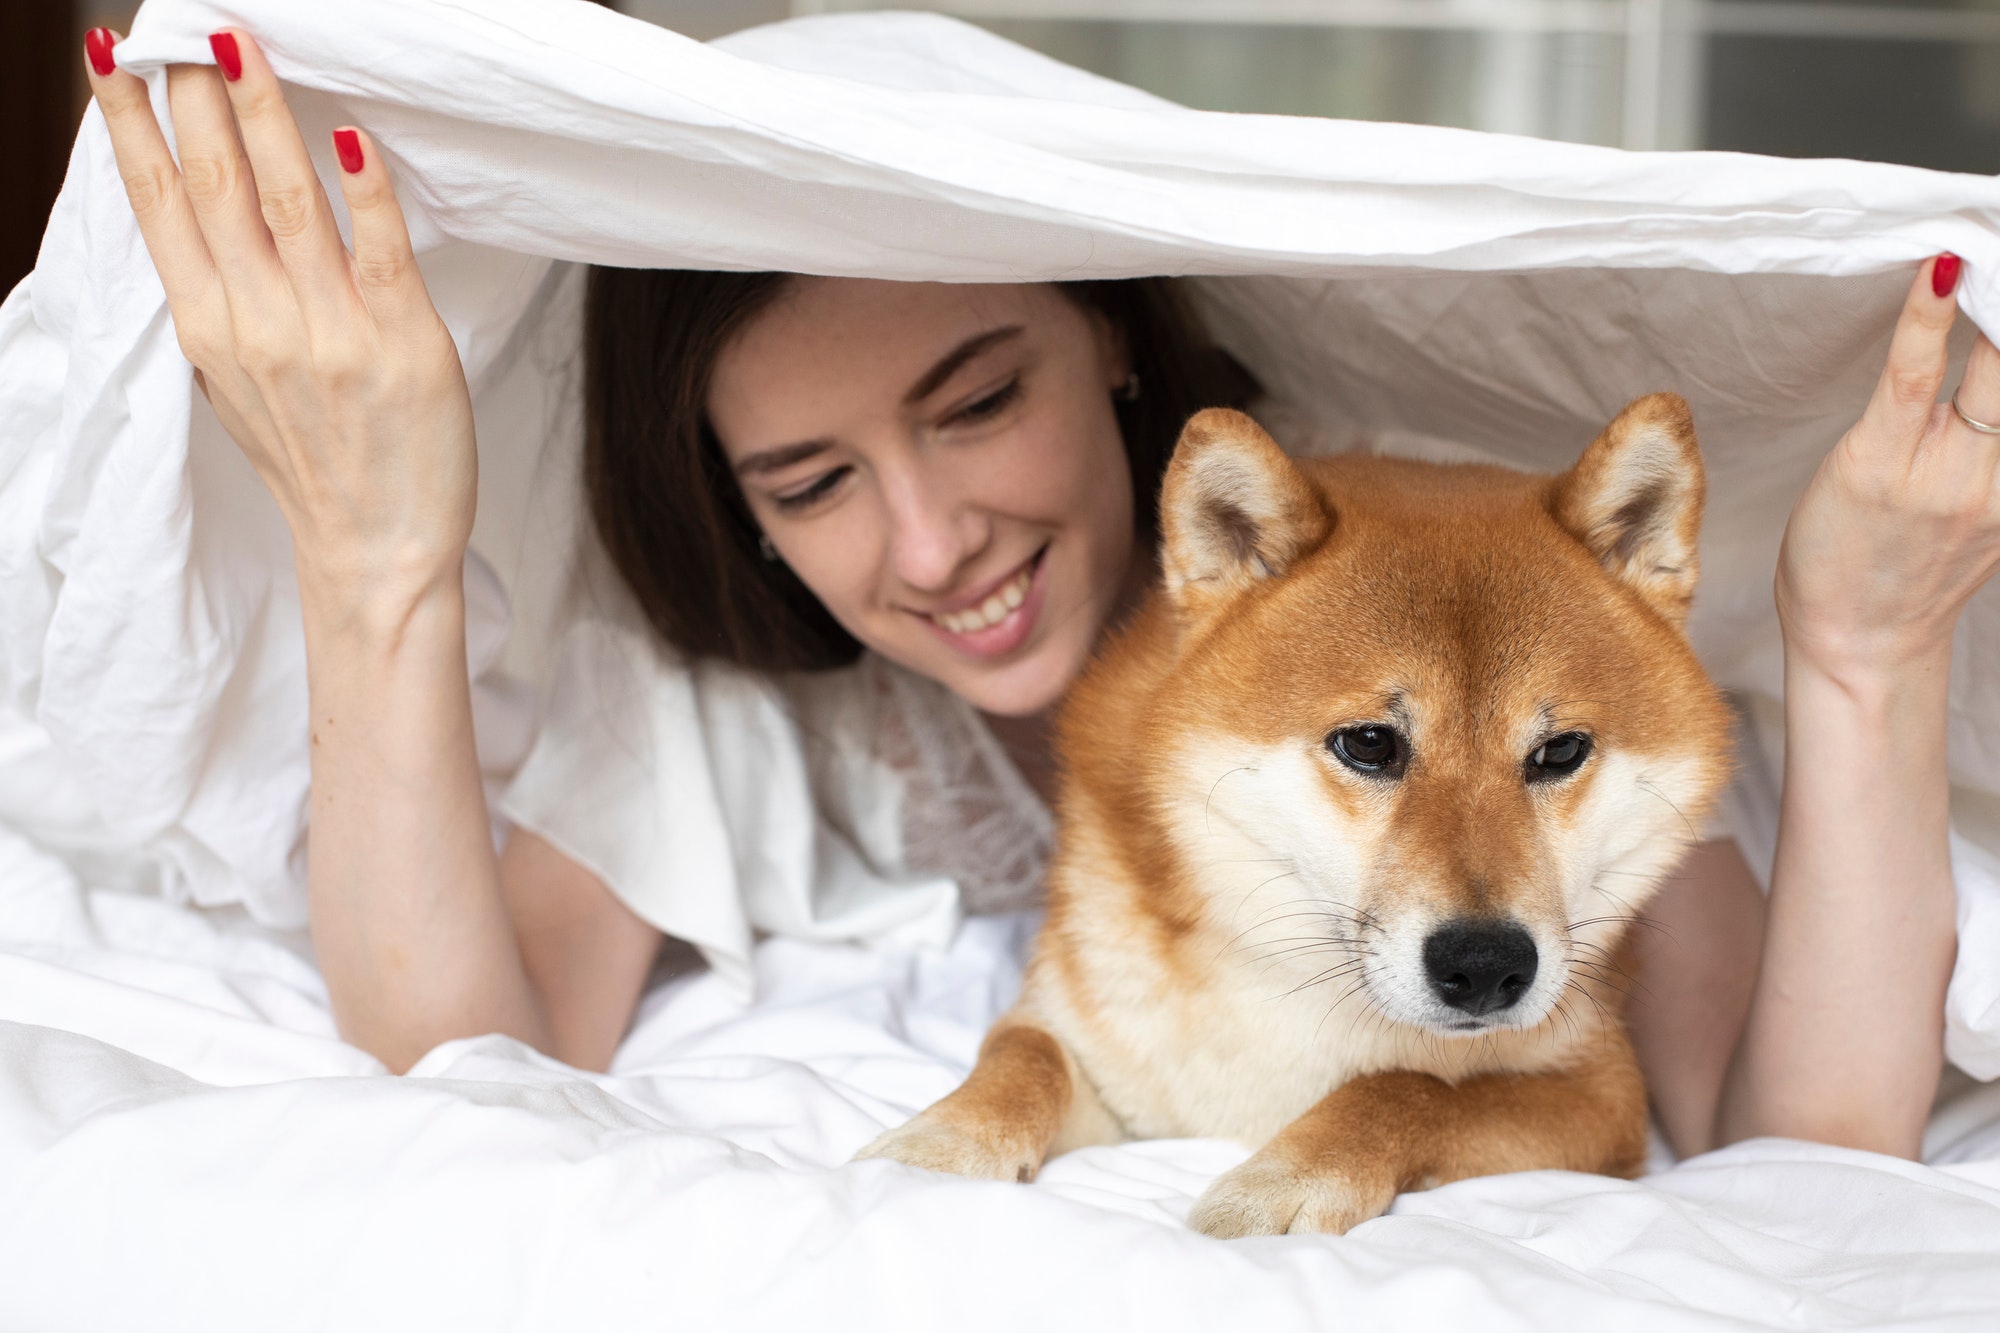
[{"left": 81, "top": 27, "right": 1998, "bottom": 1161}]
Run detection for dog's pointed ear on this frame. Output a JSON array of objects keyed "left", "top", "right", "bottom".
[
  {"left": 1549, "top": 393, "right": 1705, "bottom": 625},
  {"left": 1160, "top": 408, "right": 1331, "bottom": 613}
]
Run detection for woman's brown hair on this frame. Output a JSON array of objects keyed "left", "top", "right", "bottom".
[{"left": 582, "top": 269, "right": 1254, "bottom": 673}]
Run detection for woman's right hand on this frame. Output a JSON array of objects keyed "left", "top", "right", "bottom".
[
  {"left": 85, "top": 27, "right": 476, "bottom": 609},
  {"left": 81, "top": 28, "right": 606, "bottom": 1074}
]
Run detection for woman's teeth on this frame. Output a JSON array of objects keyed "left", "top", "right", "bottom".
[{"left": 933, "top": 563, "right": 1032, "bottom": 634}]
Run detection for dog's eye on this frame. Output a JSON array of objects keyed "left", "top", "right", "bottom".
[
  {"left": 1525, "top": 732, "right": 1592, "bottom": 782},
  {"left": 1328, "top": 725, "right": 1405, "bottom": 777}
]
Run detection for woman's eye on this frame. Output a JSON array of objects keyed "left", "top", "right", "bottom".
[
  {"left": 1525, "top": 732, "right": 1592, "bottom": 782},
  {"left": 773, "top": 468, "right": 849, "bottom": 513},
  {"left": 1328, "top": 725, "right": 1406, "bottom": 778},
  {"left": 949, "top": 379, "right": 1021, "bottom": 425}
]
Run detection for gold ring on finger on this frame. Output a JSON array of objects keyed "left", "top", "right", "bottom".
[{"left": 1951, "top": 387, "right": 2000, "bottom": 436}]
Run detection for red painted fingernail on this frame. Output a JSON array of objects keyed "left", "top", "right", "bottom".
[
  {"left": 333, "top": 129, "right": 364, "bottom": 175},
  {"left": 85, "top": 28, "right": 116, "bottom": 77},
  {"left": 1933, "top": 253, "right": 1962, "bottom": 299},
  {"left": 209, "top": 31, "right": 242, "bottom": 81}
]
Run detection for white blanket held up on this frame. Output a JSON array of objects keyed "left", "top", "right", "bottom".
[
  {"left": 8, "top": 0, "right": 2000, "bottom": 1057},
  {"left": 6, "top": 2, "right": 2000, "bottom": 1327}
]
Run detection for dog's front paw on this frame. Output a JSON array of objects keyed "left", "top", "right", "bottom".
[
  {"left": 853, "top": 1113, "right": 1042, "bottom": 1183},
  {"left": 1187, "top": 1153, "right": 1392, "bottom": 1237}
]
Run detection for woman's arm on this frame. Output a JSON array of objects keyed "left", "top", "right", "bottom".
[
  {"left": 86, "top": 30, "right": 657, "bottom": 1072},
  {"left": 1715, "top": 255, "right": 1999, "bottom": 1157},
  {"left": 1625, "top": 838, "right": 1766, "bottom": 1158},
  {"left": 1717, "top": 654, "right": 1955, "bottom": 1155},
  {"left": 307, "top": 582, "right": 662, "bottom": 1068},
  {"left": 298, "top": 574, "right": 554, "bottom": 1071},
  {"left": 501, "top": 831, "right": 663, "bottom": 1072}
]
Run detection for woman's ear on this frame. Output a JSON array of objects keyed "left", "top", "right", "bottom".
[
  {"left": 1160, "top": 409, "right": 1331, "bottom": 616},
  {"left": 1087, "top": 303, "right": 1131, "bottom": 395},
  {"left": 1548, "top": 392, "right": 1705, "bottom": 626}
]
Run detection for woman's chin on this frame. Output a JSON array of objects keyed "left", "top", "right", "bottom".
[
  {"left": 961, "top": 677, "right": 1064, "bottom": 719},
  {"left": 937, "top": 652, "right": 1067, "bottom": 718},
  {"left": 908, "top": 633, "right": 1080, "bottom": 719}
]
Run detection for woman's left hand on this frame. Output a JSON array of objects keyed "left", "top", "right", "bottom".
[
  {"left": 1776, "top": 256, "right": 2000, "bottom": 690},
  {"left": 1721, "top": 254, "right": 1992, "bottom": 1157}
]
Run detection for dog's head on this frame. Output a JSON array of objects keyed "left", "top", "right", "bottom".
[{"left": 1102, "top": 397, "right": 1732, "bottom": 1038}]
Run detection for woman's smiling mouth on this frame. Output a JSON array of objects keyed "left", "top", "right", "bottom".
[{"left": 917, "top": 546, "right": 1049, "bottom": 658}]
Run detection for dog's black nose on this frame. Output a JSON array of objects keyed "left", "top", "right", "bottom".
[{"left": 1423, "top": 922, "right": 1538, "bottom": 1016}]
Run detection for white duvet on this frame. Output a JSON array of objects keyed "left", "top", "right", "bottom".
[
  {"left": 8, "top": 819, "right": 2000, "bottom": 1330},
  {"left": 8, "top": 0, "right": 2000, "bottom": 1325}
]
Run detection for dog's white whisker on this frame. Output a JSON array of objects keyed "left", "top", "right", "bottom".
[{"left": 1275, "top": 957, "right": 1370, "bottom": 993}]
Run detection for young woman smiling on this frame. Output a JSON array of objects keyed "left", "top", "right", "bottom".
[{"left": 83, "top": 26, "right": 2000, "bottom": 1162}]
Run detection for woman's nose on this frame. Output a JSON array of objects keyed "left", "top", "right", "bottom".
[{"left": 881, "top": 465, "right": 988, "bottom": 593}]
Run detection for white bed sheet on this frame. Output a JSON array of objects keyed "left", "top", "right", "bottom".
[
  {"left": 8, "top": 3, "right": 2000, "bottom": 1324},
  {"left": 5, "top": 825, "right": 2000, "bottom": 1332}
]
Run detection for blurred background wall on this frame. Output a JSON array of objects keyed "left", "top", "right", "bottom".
[
  {"left": 646, "top": 0, "right": 2000, "bottom": 163},
  {"left": 8, "top": 0, "right": 1999, "bottom": 297}
]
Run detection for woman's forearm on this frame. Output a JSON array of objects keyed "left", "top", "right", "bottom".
[
  {"left": 298, "top": 564, "right": 553, "bottom": 1072},
  {"left": 81, "top": 29, "right": 577, "bottom": 1073},
  {"left": 1716, "top": 653, "right": 1957, "bottom": 1156}
]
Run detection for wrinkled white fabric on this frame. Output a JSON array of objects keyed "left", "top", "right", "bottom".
[
  {"left": 498, "top": 595, "right": 1049, "bottom": 997},
  {"left": 4, "top": 0, "right": 2000, "bottom": 1120},
  {"left": 6, "top": 822, "right": 2000, "bottom": 1331}
]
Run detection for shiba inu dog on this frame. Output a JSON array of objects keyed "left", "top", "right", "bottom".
[{"left": 858, "top": 396, "right": 1733, "bottom": 1236}]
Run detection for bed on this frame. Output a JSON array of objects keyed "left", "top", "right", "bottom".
[
  {"left": 7, "top": 823, "right": 2000, "bottom": 1329},
  {"left": 6, "top": 1, "right": 2000, "bottom": 1326}
]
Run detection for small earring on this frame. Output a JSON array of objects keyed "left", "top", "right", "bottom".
[
  {"left": 758, "top": 534, "right": 779, "bottom": 562},
  {"left": 1116, "top": 371, "right": 1141, "bottom": 402}
]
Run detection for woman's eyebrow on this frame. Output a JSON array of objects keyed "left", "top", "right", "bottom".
[
  {"left": 734, "top": 439, "right": 830, "bottom": 477},
  {"left": 735, "top": 325, "right": 1026, "bottom": 477},
  {"left": 902, "top": 325, "right": 1024, "bottom": 405}
]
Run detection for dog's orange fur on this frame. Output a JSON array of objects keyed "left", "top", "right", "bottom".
[{"left": 859, "top": 396, "right": 1733, "bottom": 1236}]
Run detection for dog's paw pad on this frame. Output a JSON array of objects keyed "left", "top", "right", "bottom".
[
  {"left": 852, "top": 1115, "right": 1040, "bottom": 1183},
  {"left": 1187, "top": 1156, "right": 1385, "bottom": 1238}
]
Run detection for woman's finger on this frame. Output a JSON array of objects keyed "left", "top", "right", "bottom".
[
  {"left": 329, "top": 128, "right": 436, "bottom": 330},
  {"left": 1852, "top": 255, "right": 1961, "bottom": 463},
  {"left": 83, "top": 30, "right": 218, "bottom": 315},
  {"left": 164, "top": 58, "right": 289, "bottom": 320},
  {"left": 1953, "top": 332, "right": 2000, "bottom": 437},
  {"left": 209, "top": 30, "right": 357, "bottom": 328}
]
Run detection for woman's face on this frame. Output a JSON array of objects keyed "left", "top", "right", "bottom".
[{"left": 709, "top": 279, "right": 1136, "bottom": 717}]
